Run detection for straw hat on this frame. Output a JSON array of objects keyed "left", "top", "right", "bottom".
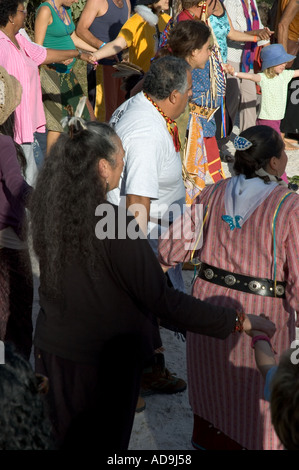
[{"left": 0, "top": 66, "right": 22, "bottom": 125}]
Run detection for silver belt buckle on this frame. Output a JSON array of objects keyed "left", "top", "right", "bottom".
[
  {"left": 248, "top": 280, "right": 262, "bottom": 293},
  {"left": 275, "top": 284, "right": 285, "bottom": 296},
  {"left": 204, "top": 268, "right": 214, "bottom": 280},
  {"left": 224, "top": 274, "right": 236, "bottom": 286}
]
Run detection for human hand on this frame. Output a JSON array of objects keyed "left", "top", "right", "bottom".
[
  {"left": 80, "top": 51, "right": 98, "bottom": 66},
  {"left": 160, "top": 263, "right": 170, "bottom": 273},
  {"left": 61, "top": 58, "right": 74, "bottom": 66},
  {"left": 222, "top": 63, "right": 235, "bottom": 76},
  {"left": 246, "top": 328, "right": 267, "bottom": 338},
  {"left": 258, "top": 27, "right": 274, "bottom": 40},
  {"left": 243, "top": 314, "right": 276, "bottom": 338}
]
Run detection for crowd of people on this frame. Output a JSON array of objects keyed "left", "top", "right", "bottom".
[{"left": 0, "top": 0, "right": 298, "bottom": 452}]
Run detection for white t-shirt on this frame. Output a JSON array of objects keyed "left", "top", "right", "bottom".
[
  {"left": 109, "top": 92, "right": 186, "bottom": 241},
  {"left": 258, "top": 70, "right": 295, "bottom": 120},
  {"left": 224, "top": 0, "right": 263, "bottom": 64}
]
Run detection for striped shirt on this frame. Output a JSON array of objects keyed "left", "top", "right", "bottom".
[
  {"left": 159, "top": 179, "right": 299, "bottom": 449},
  {"left": 0, "top": 31, "right": 47, "bottom": 144}
]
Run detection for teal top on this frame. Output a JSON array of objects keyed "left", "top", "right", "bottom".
[
  {"left": 209, "top": 11, "right": 231, "bottom": 63},
  {"left": 37, "top": 1, "right": 76, "bottom": 73}
]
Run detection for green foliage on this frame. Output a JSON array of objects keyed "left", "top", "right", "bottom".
[
  {"left": 26, "top": 0, "right": 87, "bottom": 24},
  {"left": 25, "top": 0, "right": 87, "bottom": 36},
  {"left": 257, "top": 0, "right": 274, "bottom": 5},
  {"left": 289, "top": 175, "right": 299, "bottom": 186},
  {"left": 71, "top": 0, "right": 87, "bottom": 22},
  {"left": 27, "top": 0, "right": 43, "bottom": 11}
]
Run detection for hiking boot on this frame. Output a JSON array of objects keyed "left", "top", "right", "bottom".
[
  {"left": 135, "top": 395, "right": 146, "bottom": 413},
  {"left": 140, "top": 353, "right": 187, "bottom": 397}
]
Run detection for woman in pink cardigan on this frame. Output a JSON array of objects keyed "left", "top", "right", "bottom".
[{"left": 0, "top": 0, "right": 95, "bottom": 186}]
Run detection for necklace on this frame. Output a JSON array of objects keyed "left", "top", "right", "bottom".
[
  {"left": 50, "top": 0, "right": 71, "bottom": 26},
  {"left": 143, "top": 92, "right": 181, "bottom": 152}
]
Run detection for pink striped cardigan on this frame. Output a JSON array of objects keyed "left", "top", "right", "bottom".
[
  {"left": 159, "top": 179, "right": 299, "bottom": 449},
  {"left": 0, "top": 30, "right": 47, "bottom": 145}
]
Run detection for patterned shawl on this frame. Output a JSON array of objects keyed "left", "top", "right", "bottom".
[{"left": 241, "top": 0, "right": 260, "bottom": 72}]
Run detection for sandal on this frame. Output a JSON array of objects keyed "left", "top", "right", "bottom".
[{"left": 284, "top": 142, "right": 298, "bottom": 151}]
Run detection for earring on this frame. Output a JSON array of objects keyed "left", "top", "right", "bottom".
[{"left": 106, "top": 180, "right": 109, "bottom": 193}]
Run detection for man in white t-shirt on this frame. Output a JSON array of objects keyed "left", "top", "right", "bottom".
[{"left": 109, "top": 56, "right": 192, "bottom": 404}]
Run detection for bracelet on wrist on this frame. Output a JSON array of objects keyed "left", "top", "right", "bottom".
[
  {"left": 77, "top": 48, "right": 83, "bottom": 59},
  {"left": 234, "top": 310, "right": 245, "bottom": 333},
  {"left": 253, "top": 35, "right": 258, "bottom": 42},
  {"left": 99, "top": 42, "right": 106, "bottom": 49},
  {"left": 251, "top": 335, "right": 276, "bottom": 353},
  {"left": 234, "top": 71, "right": 238, "bottom": 77}
]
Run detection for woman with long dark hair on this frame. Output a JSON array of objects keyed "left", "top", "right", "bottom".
[{"left": 0, "top": 342, "right": 53, "bottom": 449}]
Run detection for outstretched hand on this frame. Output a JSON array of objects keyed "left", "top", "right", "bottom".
[
  {"left": 222, "top": 63, "right": 235, "bottom": 76},
  {"left": 80, "top": 52, "right": 98, "bottom": 67},
  {"left": 258, "top": 27, "right": 274, "bottom": 41},
  {"left": 243, "top": 313, "right": 276, "bottom": 338}
]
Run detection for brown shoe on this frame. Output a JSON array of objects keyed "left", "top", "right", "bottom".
[
  {"left": 135, "top": 395, "right": 146, "bottom": 413},
  {"left": 140, "top": 353, "right": 187, "bottom": 397}
]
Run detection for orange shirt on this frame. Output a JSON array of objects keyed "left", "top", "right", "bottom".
[
  {"left": 279, "top": 0, "right": 299, "bottom": 41},
  {"left": 118, "top": 12, "right": 170, "bottom": 72}
]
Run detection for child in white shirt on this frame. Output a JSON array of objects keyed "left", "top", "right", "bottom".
[{"left": 224, "top": 43, "right": 299, "bottom": 183}]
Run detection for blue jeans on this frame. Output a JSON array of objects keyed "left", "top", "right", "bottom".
[{"left": 33, "top": 131, "right": 47, "bottom": 169}]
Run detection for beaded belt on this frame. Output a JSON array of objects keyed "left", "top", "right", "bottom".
[
  {"left": 197, "top": 262, "right": 286, "bottom": 298},
  {"left": 189, "top": 102, "right": 219, "bottom": 122}
]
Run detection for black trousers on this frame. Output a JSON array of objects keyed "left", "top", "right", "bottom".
[
  {"left": 35, "top": 334, "right": 146, "bottom": 450},
  {"left": 281, "top": 53, "right": 299, "bottom": 135},
  {"left": 0, "top": 247, "right": 33, "bottom": 360}
]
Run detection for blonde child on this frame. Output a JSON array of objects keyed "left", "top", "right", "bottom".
[{"left": 224, "top": 43, "right": 299, "bottom": 182}]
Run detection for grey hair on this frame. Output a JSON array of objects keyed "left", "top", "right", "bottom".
[
  {"left": 143, "top": 56, "right": 191, "bottom": 100},
  {"left": 74, "top": 120, "right": 119, "bottom": 168}
]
